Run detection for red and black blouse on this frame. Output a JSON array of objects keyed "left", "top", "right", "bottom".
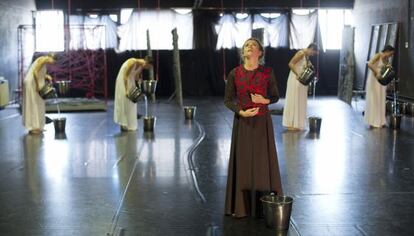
[{"left": 224, "top": 64, "right": 279, "bottom": 116}]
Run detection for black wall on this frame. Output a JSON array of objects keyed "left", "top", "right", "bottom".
[
  {"left": 0, "top": 0, "right": 36, "bottom": 100},
  {"left": 353, "top": 0, "right": 414, "bottom": 100}
]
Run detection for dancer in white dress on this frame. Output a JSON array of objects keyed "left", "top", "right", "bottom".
[
  {"left": 364, "top": 45, "right": 395, "bottom": 128},
  {"left": 22, "top": 54, "right": 55, "bottom": 134},
  {"left": 282, "top": 43, "right": 318, "bottom": 130},
  {"left": 114, "top": 56, "right": 152, "bottom": 131}
]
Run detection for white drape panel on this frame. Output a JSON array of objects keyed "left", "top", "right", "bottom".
[
  {"left": 215, "top": 14, "right": 251, "bottom": 49},
  {"left": 253, "top": 14, "right": 289, "bottom": 48},
  {"left": 318, "top": 9, "right": 352, "bottom": 50},
  {"left": 216, "top": 13, "right": 290, "bottom": 49},
  {"left": 69, "top": 15, "right": 86, "bottom": 50},
  {"left": 69, "top": 15, "right": 118, "bottom": 50},
  {"left": 289, "top": 11, "right": 318, "bottom": 49},
  {"left": 84, "top": 17, "right": 105, "bottom": 50},
  {"left": 35, "top": 10, "right": 64, "bottom": 52},
  {"left": 118, "top": 9, "right": 193, "bottom": 51},
  {"left": 99, "top": 16, "right": 118, "bottom": 49}
]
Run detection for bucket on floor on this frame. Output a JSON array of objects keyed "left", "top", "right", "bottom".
[
  {"left": 184, "top": 106, "right": 196, "bottom": 120},
  {"left": 389, "top": 114, "right": 402, "bottom": 130},
  {"left": 143, "top": 131, "right": 155, "bottom": 140},
  {"left": 54, "top": 132, "right": 67, "bottom": 140},
  {"left": 53, "top": 117, "right": 66, "bottom": 133},
  {"left": 308, "top": 116, "right": 322, "bottom": 133},
  {"left": 143, "top": 116, "right": 156, "bottom": 132},
  {"left": 261, "top": 194, "right": 293, "bottom": 230}
]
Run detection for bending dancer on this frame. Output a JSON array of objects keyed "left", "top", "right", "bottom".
[
  {"left": 114, "top": 56, "right": 152, "bottom": 131},
  {"left": 22, "top": 54, "right": 55, "bottom": 134},
  {"left": 224, "top": 38, "right": 283, "bottom": 218},
  {"left": 364, "top": 45, "right": 395, "bottom": 128},
  {"left": 282, "top": 43, "right": 318, "bottom": 130}
]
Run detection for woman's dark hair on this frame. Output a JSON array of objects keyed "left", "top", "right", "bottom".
[
  {"left": 382, "top": 45, "right": 395, "bottom": 53},
  {"left": 307, "top": 43, "right": 319, "bottom": 51},
  {"left": 241, "top": 37, "right": 265, "bottom": 64}
]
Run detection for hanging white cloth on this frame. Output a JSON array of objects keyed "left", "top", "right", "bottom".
[
  {"left": 289, "top": 11, "right": 318, "bottom": 49},
  {"left": 364, "top": 59, "right": 386, "bottom": 127},
  {"left": 282, "top": 52, "right": 308, "bottom": 130},
  {"left": 22, "top": 57, "right": 47, "bottom": 131},
  {"left": 215, "top": 14, "right": 252, "bottom": 49},
  {"left": 118, "top": 9, "right": 193, "bottom": 51},
  {"left": 253, "top": 14, "right": 289, "bottom": 48},
  {"left": 114, "top": 59, "right": 142, "bottom": 130}
]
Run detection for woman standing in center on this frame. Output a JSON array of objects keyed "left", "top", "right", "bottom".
[
  {"left": 224, "top": 38, "right": 283, "bottom": 218},
  {"left": 282, "top": 43, "right": 318, "bottom": 130}
]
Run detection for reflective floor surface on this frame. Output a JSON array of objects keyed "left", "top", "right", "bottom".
[{"left": 0, "top": 97, "right": 413, "bottom": 236}]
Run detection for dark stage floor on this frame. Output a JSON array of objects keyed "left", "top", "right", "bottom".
[{"left": 0, "top": 97, "right": 413, "bottom": 236}]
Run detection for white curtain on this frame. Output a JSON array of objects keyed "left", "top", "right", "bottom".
[
  {"left": 318, "top": 9, "right": 352, "bottom": 50},
  {"left": 253, "top": 14, "right": 289, "bottom": 48},
  {"left": 118, "top": 9, "right": 193, "bottom": 51},
  {"left": 69, "top": 15, "right": 118, "bottom": 50},
  {"left": 216, "top": 13, "right": 290, "bottom": 49},
  {"left": 215, "top": 14, "right": 252, "bottom": 49},
  {"left": 35, "top": 10, "right": 64, "bottom": 52},
  {"left": 289, "top": 11, "right": 318, "bottom": 49}
]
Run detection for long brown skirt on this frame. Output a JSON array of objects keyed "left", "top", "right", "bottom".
[{"left": 224, "top": 113, "right": 283, "bottom": 218}]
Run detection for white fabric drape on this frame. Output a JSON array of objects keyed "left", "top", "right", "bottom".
[
  {"left": 69, "top": 15, "right": 118, "bottom": 50},
  {"left": 118, "top": 9, "right": 193, "bottom": 51},
  {"left": 289, "top": 11, "right": 318, "bottom": 49},
  {"left": 215, "top": 14, "right": 252, "bottom": 49},
  {"left": 216, "top": 13, "right": 289, "bottom": 49},
  {"left": 253, "top": 14, "right": 289, "bottom": 48},
  {"left": 35, "top": 10, "right": 64, "bottom": 52}
]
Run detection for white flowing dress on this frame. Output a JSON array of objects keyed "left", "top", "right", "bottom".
[
  {"left": 282, "top": 54, "right": 308, "bottom": 130},
  {"left": 22, "top": 57, "right": 47, "bottom": 131},
  {"left": 364, "top": 59, "right": 386, "bottom": 127},
  {"left": 114, "top": 59, "right": 142, "bottom": 130}
]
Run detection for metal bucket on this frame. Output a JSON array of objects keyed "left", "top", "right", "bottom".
[
  {"left": 308, "top": 116, "right": 322, "bottom": 133},
  {"left": 143, "top": 116, "right": 156, "bottom": 132},
  {"left": 261, "top": 194, "right": 293, "bottom": 230},
  {"left": 184, "top": 106, "right": 196, "bottom": 120},
  {"left": 143, "top": 131, "right": 155, "bottom": 141},
  {"left": 55, "top": 132, "right": 67, "bottom": 140},
  {"left": 127, "top": 86, "right": 142, "bottom": 103},
  {"left": 142, "top": 80, "right": 157, "bottom": 96},
  {"left": 56, "top": 80, "right": 71, "bottom": 97},
  {"left": 298, "top": 67, "right": 315, "bottom": 86},
  {"left": 389, "top": 114, "right": 402, "bottom": 130},
  {"left": 38, "top": 82, "right": 56, "bottom": 99},
  {"left": 53, "top": 117, "right": 66, "bottom": 133},
  {"left": 378, "top": 65, "right": 395, "bottom": 86}
]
